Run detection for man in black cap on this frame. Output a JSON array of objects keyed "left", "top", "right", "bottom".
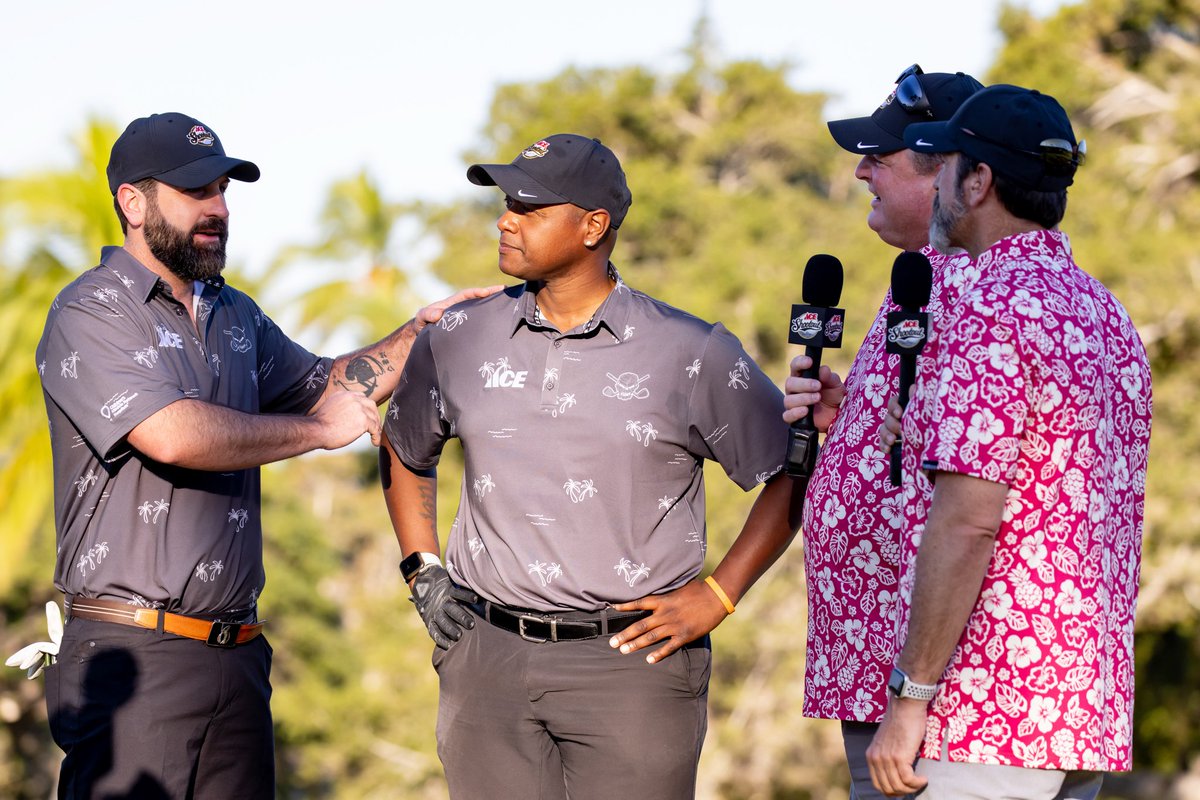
[
  {"left": 781, "top": 64, "right": 981, "bottom": 800},
  {"left": 379, "top": 134, "right": 803, "bottom": 798},
  {"left": 868, "top": 86, "right": 1151, "bottom": 798},
  {"left": 31, "top": 112, "right": 495, "bottom": 798}
]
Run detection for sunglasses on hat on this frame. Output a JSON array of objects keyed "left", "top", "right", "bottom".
[
  {"left": 962, "top": 128, "right": 1088, "bottom": 174},
  {"left": 894, "top": 64, "right": 933, "bottom": 118}
]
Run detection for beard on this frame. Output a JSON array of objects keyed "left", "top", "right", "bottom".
[
  {"left": 929, "top": 183, "right": 967, "bottom": 254},
  {"left": 144, "top": 199, "right": 228, "bottom": 282}
]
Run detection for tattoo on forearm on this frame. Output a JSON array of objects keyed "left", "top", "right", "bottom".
[
  {"left": 417, "top": 480, "right": 436, "bottom": 528},
  {"left": 335, "top": 352, "right": 394, "bottom": 395}
]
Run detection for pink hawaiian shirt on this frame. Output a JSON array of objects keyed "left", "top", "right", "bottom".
[
  {"left": 802, "top": 246, "right": 974, "bottom": 721},
  {"left": 898, "top": 230, "right": 1152, "bottom": 770}
]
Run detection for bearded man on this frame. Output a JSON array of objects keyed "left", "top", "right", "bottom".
[{"left": 31, "top": 112, "right": 493, "bottom": 799}]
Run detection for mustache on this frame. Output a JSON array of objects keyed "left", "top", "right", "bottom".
[{"left": 192, "top": 218, "right": 228, "bottom": 238}]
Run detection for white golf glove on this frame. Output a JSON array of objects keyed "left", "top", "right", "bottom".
[{"left": 5, "top": 601, "right": 64, "bottom": 679}]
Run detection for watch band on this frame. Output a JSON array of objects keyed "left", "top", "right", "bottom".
[
  {"left": 888, "top": 666, "right": 938, "bottom": 702},
  {"left": 400, "top": 551, "right": 442, "bottom": 583}
]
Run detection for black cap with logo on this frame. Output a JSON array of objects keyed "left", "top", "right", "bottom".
[
  {"left": 467, "top": 134, "right": 633, "bottom": 229},
  {"left": 904, "top": 84, "right": 1084, "bottom": 191},
  {"left": 106, "top": 112, "right": 260, "bottom": 195},
  {"left": 828, "top": 66, "right": 984, "bottom": 155}
]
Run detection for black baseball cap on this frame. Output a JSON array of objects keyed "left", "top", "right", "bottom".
[
  {"left": 106, "top": 112, "right": 260, "bottom": 195},
  {"left": 828, "top": 65, "right": 984, "bottom": 155},
  {"left": 904, "top": 84, "right": 1083, "bottom": 191},
  {"left": 467, "top": 134, "right": 633, "bottom": 228}
]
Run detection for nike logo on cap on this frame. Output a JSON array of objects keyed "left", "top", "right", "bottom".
[
  {"left": 517, "top": 189, "right": 538, "bottom": 198},
  {"left": 915, "top": 139, "right": 933, "bottom": 147},
  {"left": 856, "top": 142, "right": 879, "bottom": 150}
]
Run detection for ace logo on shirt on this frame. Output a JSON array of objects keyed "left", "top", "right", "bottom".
[{"left": 479, "top": 358, "right": 528, "bottom": 389}]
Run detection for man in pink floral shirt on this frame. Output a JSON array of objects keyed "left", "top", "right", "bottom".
[
  {"left": 783, "top": 65, "right": 981, "bottom": 799},
  {"left": 868, "top": 85, "right": 1152, "bottom": 799}
]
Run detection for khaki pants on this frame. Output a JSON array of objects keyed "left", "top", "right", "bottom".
[{"left": 915, "top": 740, "right": 1104, "bottom": 800}]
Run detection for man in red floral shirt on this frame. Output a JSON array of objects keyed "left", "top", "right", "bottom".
[
  {"left": 869, "top": 85, "right": 1152, "bottom": 799},
  {"left": 783, "top": 65, "right": 980, "bottom": 799}
]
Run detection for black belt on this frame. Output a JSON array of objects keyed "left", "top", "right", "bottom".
[{"left": 471, "top": 601, "right": 649, "bottom": 643}]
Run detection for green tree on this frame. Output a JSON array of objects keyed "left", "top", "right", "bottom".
[
  {"left": 0, "top": 119, "right": 120, "bottom": 599},
  {"left": 267, "top": 169, "right": 425, "bottom": 346}
]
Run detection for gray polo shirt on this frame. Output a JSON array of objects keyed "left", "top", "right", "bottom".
[
  {"left": 36, "top": 247, "right": 331, "bottom": 616},
  {"left": 384, "top": 267, "right": 788, "bottom": 612}
]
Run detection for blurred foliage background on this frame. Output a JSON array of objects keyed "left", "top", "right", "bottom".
[{"left": 3, "top": 2, "right": 1199, "bottom": 797}]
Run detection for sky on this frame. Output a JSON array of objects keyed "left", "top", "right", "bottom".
[{"left": 3, "top": 0, "right": 1068, "bottom": 283}]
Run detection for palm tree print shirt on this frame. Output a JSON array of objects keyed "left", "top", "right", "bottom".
[
  {"left": 37, "top": 247, "right": 332, "bottom": 616},
  {"left": 384, "top": 267, "right": 788, "bottom": 612}
]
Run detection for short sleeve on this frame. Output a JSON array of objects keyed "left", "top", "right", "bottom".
[
  {"left": 40, "top": 297, "right": 186, "bottom": 460},
  {"left": 686, "top": 324, "right": 788, "bottom": 490},
  {"left": 382, "top": 328, "right": 452, "bottom": 469},
  {"left": 252, "top": 306, "right": 331, "bottom": 415},
  {"left": 917, "top": 292, "right": 1028, "bottom": 485}
]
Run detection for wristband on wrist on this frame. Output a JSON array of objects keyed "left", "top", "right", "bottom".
[
  {"left": 704, "top": 575, "right": 736, "bottom": 615},
  {"left": 887, "top": 666, "right": 938, "bottom": 702}
]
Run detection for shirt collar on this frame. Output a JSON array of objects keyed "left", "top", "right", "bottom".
[
  {"left": 510, "top": 262, "right": 635, "bottom": 342},
  {"left": 99, "top": 246, "right": 226, "bottom": 304},
  {"left": 979, "top": 228, "right": 1072, "bottom": 268}
]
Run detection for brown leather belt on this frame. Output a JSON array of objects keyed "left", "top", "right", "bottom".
[{"left": 65, "top": 595, "right": 264, "bottom": 648}]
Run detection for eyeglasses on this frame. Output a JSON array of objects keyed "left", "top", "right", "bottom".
[
  {"left": 961, "top": 127, "right": 1087, "bottom": 174},
  {"left": 893, "top": 64, "right": 932, "bottom": 118}
]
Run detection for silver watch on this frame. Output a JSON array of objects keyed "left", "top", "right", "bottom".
[{"left": 887, "top": 666, "right": 938, "bottom": 702}]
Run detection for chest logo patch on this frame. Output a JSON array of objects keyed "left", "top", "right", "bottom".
[
  {"left": 480, "top": 358, "right": 528, "bottom": 389},
  {"left": 156, "top": 324, "right": 184, "bottom": 349},
  {"left": 603, "top": 372, "right": 650, "bottom": 401}
]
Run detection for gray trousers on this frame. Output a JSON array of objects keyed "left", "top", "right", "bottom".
[
  {"left": 46, "top": 618, "right": 274, "bottom": 800},
  {"left": 432, "top": 615, "right": 711, "bottom": 800},
  {"left": 843, "top": 720, "right": 913, "bottom": 800}
]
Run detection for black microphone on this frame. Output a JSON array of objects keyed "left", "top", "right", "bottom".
[
  {"left": 785, "top": 254, "right": 845, "bottom": 478},
  {"left": 886, "top": 250, "right": 933, "bottom": 486}
]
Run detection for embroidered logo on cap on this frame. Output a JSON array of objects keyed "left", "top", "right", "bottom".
[
  {"left": 187, "top": 126, "right": 216, "bottom": 147},
  {"left": 521, "top": 140, "right": 550, "bottom": 159}
]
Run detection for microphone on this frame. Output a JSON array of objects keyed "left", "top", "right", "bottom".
[
  {"left": 886, "top": 250, "right": 933, "bottom": 486},
  {"left": 785, "top": 254, "right": 845, "bottom": 478}
]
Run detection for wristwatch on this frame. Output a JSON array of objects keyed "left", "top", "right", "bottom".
[
  {"left": 887, "top": 666, "right": 938, "bottom": 702},
  {"left": 400, "top": 551, "right": 442, "bottom": 584}
]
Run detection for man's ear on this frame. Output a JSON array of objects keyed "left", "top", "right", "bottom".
[
  {"left": 116, "top": 184, "right": 148, "bottom": 229},
  {"left": 962, "top": 162, "right": 994, "bottom": 209},
  {"left": 582, "top": 208, "right": 613, "bottom": 248}
]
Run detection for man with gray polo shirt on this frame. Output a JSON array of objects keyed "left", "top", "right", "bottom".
[
  {"left": 380, "top": 134, "right": 803, "bottom": 799},
  {"left": 28, "top": 112, "right": 493, "bottom": 799}
]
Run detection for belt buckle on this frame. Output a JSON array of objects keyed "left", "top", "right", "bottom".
[
  {"left": 517, "top": 614, "right": 556, "bottom": 643},
  {"left": 206, "top": 621, "right": 242, "bottom": 648}
]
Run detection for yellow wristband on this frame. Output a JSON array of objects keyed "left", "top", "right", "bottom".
[{"left": 704, "top": 575, "right": 736, "bottom": 615}]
